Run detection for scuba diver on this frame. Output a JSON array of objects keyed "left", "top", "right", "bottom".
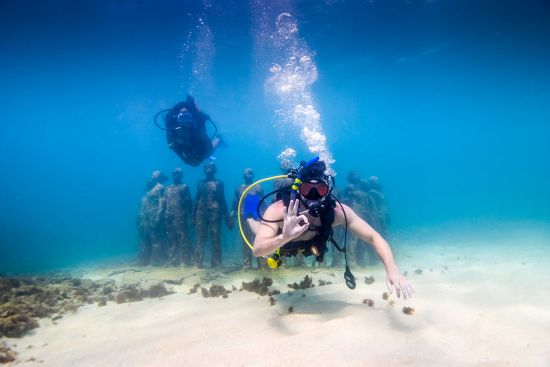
[
  {"left": 155, "top": 95, "right": 223, "bottom": 167},
  {"left": 237, "top": 157, "right": 413, "bottom": 298}
]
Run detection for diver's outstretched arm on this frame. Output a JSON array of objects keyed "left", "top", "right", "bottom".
[{"left": 335, "top": 204, "right": 414, "bottom": 299}]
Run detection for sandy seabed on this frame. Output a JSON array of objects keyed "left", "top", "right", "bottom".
[{"left": 3, "top": 230, "right": 550, "bottom": 367}]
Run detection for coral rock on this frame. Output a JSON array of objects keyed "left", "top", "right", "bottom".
[
  {"left": 0, "top": 304, "right": 39, "bottom": 338},
  {"left": 364, "top": 276, "right": 375, "bottom": 285},
  {"left": 287, "top": 275, "right": 314, "bottom": 290},
  {"left": 242, "top": 277, "right": 273, "bottom": 296},
  {"left": 362, "top": 298, "right": 374, "bottom": 307}
]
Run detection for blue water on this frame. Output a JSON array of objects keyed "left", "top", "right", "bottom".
[{"left": 1, "top": 0, "right": 549, "bottom": 274}]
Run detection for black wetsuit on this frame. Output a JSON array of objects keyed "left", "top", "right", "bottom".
[{"left": 166, "top": 109, "right": 213, "bottom": 167}]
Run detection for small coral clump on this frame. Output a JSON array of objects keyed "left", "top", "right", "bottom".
[
  {"left": 287, "top": 275, "right": 314, "bottom": 290},
  {"left": 0, "top": 341, "right": 17, "bottom": 364},
  {"left": 318, "top": 279, "right": 332, "bottom": 286},
  {"left": 145, "top": 283, "right": 172, "bottom": 298},
  {"left": 115, "top": 282, "right": 173, "bottom": 304},
  {"left": 188, "top": 283, "right": 200, "bottom": 294},
  {"left": 402, "top": 306, "right": 415, "bottom": 315},
  {"left": 242, "top": 277, "right": 273, "bottom": 296},
  {"left": 206, "top": 285, "right": 231, "bottom": 298},
  {"left": 362, "top": 299, "right": 374, "bottom": 307},
  {"left": 364, "top": 276, "right": 375, "bottom": 285}
]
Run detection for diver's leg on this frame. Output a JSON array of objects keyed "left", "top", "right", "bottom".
[{"left": 196, "top": 134, "right": 215, "bottom": 163}]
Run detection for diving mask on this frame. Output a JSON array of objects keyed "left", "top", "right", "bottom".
[{"left": 299, "top": 180, "right": 329, "bottom": 199}]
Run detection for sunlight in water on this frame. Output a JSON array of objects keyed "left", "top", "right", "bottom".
[
  {"left": 177, "top": 1, "right": 215, "bottom": 93},
  {"left": 265, "top": 12, "right": 335, "bottom": 173}
]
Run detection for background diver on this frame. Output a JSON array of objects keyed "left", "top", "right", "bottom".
[
  {"left": 248, "top": 159, "right": 413, "bottom": 299},
  {"left": 155, "top": 95, "right": 223, "bottom": 167}
]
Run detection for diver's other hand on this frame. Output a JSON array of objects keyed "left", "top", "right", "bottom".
[
  {"left": 281, "top": 199, "right": 309, "bottom": 243},
  {"left": 386, "top": 271, "right": 414, "bottom": 299}
]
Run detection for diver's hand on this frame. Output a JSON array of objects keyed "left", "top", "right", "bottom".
[
  {"left": 386, "top": 270, "right": 414, "bottom": 299},
  {"left": 281, "top": 199, "right": 309, "bottom": 243}
]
